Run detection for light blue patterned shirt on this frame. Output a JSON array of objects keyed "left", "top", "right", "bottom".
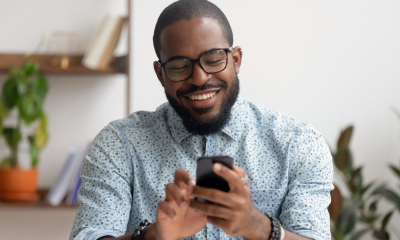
[{"left": 70, "top": 97, "right": 333, "bottom": 240}]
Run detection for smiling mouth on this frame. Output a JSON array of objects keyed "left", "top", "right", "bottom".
[{"left": 188, "top": 91, "right": 219, "bottom": 101}]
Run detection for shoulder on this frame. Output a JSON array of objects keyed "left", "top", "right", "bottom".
[
  {"left": 104, "top": 102, "right": 169, "bottom": 134},
  {"left": 242, "top": 100, "right": 318, "bottom": 136}
]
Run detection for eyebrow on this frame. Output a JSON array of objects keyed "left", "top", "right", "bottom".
[{"left": 165, "top": 48, "right": 223, "bottom": 62}]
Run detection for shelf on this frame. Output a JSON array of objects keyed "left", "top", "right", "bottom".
[
  {"left": 0, "top": 53, "right": 126, "bottom": 75},
  {"left": 0, "top": 189, "right": 79, "bottom": 209}
]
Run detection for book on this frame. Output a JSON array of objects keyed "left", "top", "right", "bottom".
[
  {"left": 65, "top": 142, "right": 91, "bottom": 205},
  {"left": 46, "top": 147, "right": 81, "bottom": 206},
  {"left": 82, "top": 15, "right": 124, "bottom": 69}
]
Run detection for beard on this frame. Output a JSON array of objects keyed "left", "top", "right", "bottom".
[{"left": 165, "top": 75, "right": 240, "bottom": 135}]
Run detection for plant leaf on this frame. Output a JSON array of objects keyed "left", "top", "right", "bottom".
[
  {"left": 344, "top": 211, "right": 356, "bottom": 234},
  {"left": 350, "top": 167, "right": 362, "bottom": 182},
  {"left": 0, "top": 96, "right": 10, "bottom": 119},
  {"left": 351, "top": 229, "right": 370, "bottom": 240},
  {"left": 39, "top": 112, "right": 48, "bottom": 130},
  {"left": 8, "top": 67, "right": 24, "bottom": 79},
  {"left": 361, "top": 181, "right": 374, "bottom": 196},
  {"left": 34, "top": 124, "right": 48, "bottom": 150},
  {"left": 371, "top": 183, "right": 387, "bottom": 195},
  {"left": 389, "top": 165, "right": 400, "bottom": 179},
  {"left": 2, "top": 78, "right": 19, "bottom": 108},
  {"left": 373, "top": 230, "right": 389, "bottom": 240},
  {"left": 29, "top": 142, "right": 40, "bottom": 168},
  {"left": 359, "top": 212, "right": 380, "bottom": 224},
  {"left": 30, "top": 75, "right": 48, "bottom": 101},
  {"left": 369, "top": 200, "right": 378, "bottom": 213},
  {"left": 15, "top": 77, "right": 27, "bottom": 96},
  {"left": 337, "top": 126, "right": 354, "bottom": 149},
  {"left": 23, "top": 60, "right": 39, "bottom": 77},
  {"left": 337, "top": 199, "right": 360, "bottom": 230},
  {"left": 380, "top": 189, "right": 400, "bottom": 210},
  {"left": 381, "top": 211, "right": 393, "bottom": 232},
  {"left": 335, "top": 149, "right": 351, "bottom": 172},
  {"left": 3, "top": 128, "right": 21, "bottom": 148},
  {"left": 18, "top": 94, "right": 42, "bottom": 124}
]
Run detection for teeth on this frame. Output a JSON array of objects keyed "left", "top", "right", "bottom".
[{"left": 189, "top": 91, "right": 216, "bottom": 101}]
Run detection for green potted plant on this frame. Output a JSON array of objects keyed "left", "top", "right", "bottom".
[
  {"left": 0, "top": 60, "right": 49, "bottom": 201},
  {"left": 329, "top": 126, "right": 395, "bottom": 240}
]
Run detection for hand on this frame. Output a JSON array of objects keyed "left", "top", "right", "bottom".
[
  {"left": 148, "top": 169, "right": 207, "bottom": 240},
  {"left": 189, "top": 164, "right": 270, "bottom": 239}
]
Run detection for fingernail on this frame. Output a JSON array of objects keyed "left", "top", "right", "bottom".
[
  {"left": 189, "top": 179, "right": 196, "bottom": 186},
  {"left": 214, "top": 163, "right": 222, "bottom": 171}
]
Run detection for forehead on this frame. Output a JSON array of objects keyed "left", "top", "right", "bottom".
[{"left": 159, "top": 18, "right": 229, "bottom": 61}]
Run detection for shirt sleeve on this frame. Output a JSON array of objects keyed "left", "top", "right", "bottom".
[
  {"left": 279, "top": 128, "right": 334, "bottom": 240},
  {"left": 70, "top": 123, "right": 134, "bottom": 240}
]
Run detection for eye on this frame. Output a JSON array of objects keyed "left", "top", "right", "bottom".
[
  {"left": 168, "top": 65, "right": 189, "bottom": 73},
  {"left": 205, "top": 58, "right": 223, "bottom": 65}
]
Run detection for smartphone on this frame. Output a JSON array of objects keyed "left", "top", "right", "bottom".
[{"left": 195, "top": 156, "right": 233, "bottom": 204}]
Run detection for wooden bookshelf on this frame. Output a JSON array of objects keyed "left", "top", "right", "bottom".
[
  {"left": 0, "top": 189, "right": 79, "bottom": 209},
  {"left": 0, "top": 0, "right": 132, "bottom": 115},
  {"left": 0, "top": 53, "right": 126, "bottom": 75}
]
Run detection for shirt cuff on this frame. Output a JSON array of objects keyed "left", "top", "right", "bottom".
[
  {"left": 71, "top": 228, "right": 119, "bottom": 240},
  {"left": 288, "top": 229, "right": 327, "bottom": 240}
]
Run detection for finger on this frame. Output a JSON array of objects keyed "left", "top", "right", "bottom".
[
  {"left": 191, "top": 186, "right": 237, "bottom": 208},
  {"left": 157, "top": 201, "right": 176, "bottom": 219},
  {"left": 174, "top": 169, "right": 196, "bottom": 190},
  {"left": 233, "top": 166, "right": 245, "bottom": 179},
  {"left": 233, "top": 166, "right": 249, "bottom": 187},
  {"left": 189, "top": 199, "right": 233, "bottom": 219},
  {"left": 165, "top": 182, "right": 185, "bottom": 206},
  {"left": 213, "top": 163, "right": 242, "bottom": 192}
]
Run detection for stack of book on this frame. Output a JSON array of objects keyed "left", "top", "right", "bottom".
[
  {"left": 82, "top": 15, "right": 124, "bottom": 70},
  {"left": 46, "top": 143, "right": 91, "bottom": 206}
]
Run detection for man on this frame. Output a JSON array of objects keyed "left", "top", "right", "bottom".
[{"left": 70, "top": 1, "right": 333, "bottom": 240}]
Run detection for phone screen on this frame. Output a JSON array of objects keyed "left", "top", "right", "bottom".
[{"left": 195, "top": 156, "right": 233, "bottom": 204}]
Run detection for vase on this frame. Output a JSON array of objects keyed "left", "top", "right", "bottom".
[{"left": 0, "top": 168, "right": 39, "bottom": 201}]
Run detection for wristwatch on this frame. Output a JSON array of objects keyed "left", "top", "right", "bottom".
[
  {"left": 131, "top": 219, "right": 152, "bottom": 240},
  {"left": 265, "top": 214, "right": 285, "bottom": 240}
]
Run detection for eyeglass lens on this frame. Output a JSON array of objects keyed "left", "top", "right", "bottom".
[{"left": 165, "top": 49, "right": 228, "bottom": 82}]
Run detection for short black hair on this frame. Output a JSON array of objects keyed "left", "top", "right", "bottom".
[{"left": 153, "top": 0, "right": 234, "bottom": 60}]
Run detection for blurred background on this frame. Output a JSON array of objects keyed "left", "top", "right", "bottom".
[{"left": 0, "top": 0, "right": 399, "bottom": 239}]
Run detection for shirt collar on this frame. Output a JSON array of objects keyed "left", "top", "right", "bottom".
[
  {"left": 166, "top": 96, "right": 245, "bottom": 143},
  {"left": 166, "top": 105, "right": 192, "bottom": 143},
  {"left": 221, "top": 96, "right": 245, "bottom": 141}
]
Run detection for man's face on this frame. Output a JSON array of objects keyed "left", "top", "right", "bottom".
[{"left": 154, "top": 18, "right": 242, "bottom": 134}]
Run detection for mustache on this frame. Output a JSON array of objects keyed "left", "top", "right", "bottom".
[{"left": 177, "top": 81, "right": 227, "bottom": 96}]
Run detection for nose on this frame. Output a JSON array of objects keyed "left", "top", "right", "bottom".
[{"left": 186, "top": 62, "right": 211, "bottom": 86}]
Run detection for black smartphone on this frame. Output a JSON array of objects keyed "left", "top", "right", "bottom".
[{"left": 195, "top": 156, "right": 234, "bottom": 204}]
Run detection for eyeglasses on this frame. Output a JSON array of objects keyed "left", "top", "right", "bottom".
[{"left": 158, "top": 47, "right": 233, "bottom": 82}]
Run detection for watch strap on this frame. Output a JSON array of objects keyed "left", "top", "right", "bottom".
[{"left": 131, "top": 219, "right": 152, "bottom": 240}]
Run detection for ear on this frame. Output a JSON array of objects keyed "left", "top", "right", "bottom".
[
  {"left": 153, "top": 61, "right": 165, "bottom": 87},
  {"left": 231, "top": 46, "right": 243, "bottom": 74}
]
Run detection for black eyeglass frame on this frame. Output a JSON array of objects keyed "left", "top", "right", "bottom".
[{"left": 158, "top": 47, "right": 234, "bottom": 82}]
